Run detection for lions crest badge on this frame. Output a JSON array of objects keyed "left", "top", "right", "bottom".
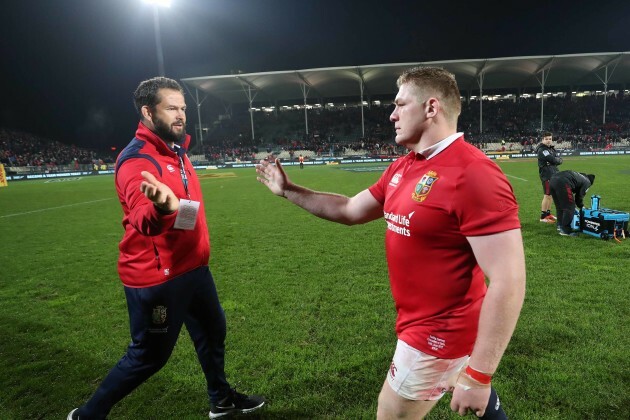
[
  {"left": 152, "top": 305, "right": 167, "bottom": 325},
  {"left": 412, "top": 170, "right": 439, "bottom": 202}
]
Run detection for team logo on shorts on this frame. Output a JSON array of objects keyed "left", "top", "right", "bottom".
[
  {"left": 152, "top": 305, "right": 167, "bottom": 325},
  {"left": 412, "top": 171, "right": 439, "bottom": 202},
  {"left": 389, "top": 361, "right": 397, "bottom": 379}
]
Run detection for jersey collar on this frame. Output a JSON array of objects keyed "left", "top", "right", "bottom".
[{"left": 415, "top": 132, "right": 464, "bottom": 160}]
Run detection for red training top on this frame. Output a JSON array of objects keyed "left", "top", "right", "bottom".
[{"left": 114, "top": 122, "right": 210, "bottom": 287}]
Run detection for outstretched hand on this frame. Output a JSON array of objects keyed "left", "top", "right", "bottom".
[
  {"left": 140, "top": 171, "right": 179, "bottom": 213},
  {"left": 255, "top": 158, "right": 289, "bottom": 197}
]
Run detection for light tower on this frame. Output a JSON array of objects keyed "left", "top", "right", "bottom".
[{"left": 142, "top": 0, "right": 172, "bottom": 76}]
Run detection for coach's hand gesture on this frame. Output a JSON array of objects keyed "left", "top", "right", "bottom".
[
  {"left": 256, "top": 158, "right": 290, "bottom": 197},
  {"left": 140, "top": 171, "right": 179, "bottom": 213}
]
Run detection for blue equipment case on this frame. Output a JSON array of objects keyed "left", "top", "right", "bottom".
[{"left": 572, "top": 195, "right": 629, "bottom": 240}]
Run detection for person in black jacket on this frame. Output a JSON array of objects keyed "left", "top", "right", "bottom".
[
  {"left": 549, "top": 171, "right": 595, "bottom": 236},
  {"left": 536, "top": 132, "right": 563, "bottom": 223}
]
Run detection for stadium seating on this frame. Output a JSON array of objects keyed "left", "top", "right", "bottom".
[{"left": 3, "top": 94, "right": 630, "bottom": 169}]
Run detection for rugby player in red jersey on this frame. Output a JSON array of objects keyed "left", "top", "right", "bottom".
[{"left": 256, "top": 66, "right": 525, "bottom": 419}]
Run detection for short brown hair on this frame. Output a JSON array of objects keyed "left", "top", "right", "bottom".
[
  {"left": 133, "top": 77, "right": 184, "bottom": 116},
  {"left": 396, "top": 67, "right": 461, "bottom": 124}
]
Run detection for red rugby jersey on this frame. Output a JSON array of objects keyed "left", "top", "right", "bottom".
[{"left": 368, "top": 136, "right": 520, "bottom": 358}]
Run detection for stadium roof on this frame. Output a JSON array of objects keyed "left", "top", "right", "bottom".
[{"left": 181, "top": 52, "right": 630, "bottom": 106}]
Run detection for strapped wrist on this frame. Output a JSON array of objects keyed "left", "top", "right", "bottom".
[{"left": 465, "top": 365, "right": 493, "bottom": 385}]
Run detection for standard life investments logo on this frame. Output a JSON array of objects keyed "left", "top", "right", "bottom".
[{"left": 384, "top": 211, "right": 414, "bottom": 237}]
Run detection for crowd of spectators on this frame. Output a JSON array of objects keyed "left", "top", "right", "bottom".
[
  {"left": 2, "top": 93, "right": 630, "bottom": 171},
  {"left": 200, "top": 105, "right": 412, "bottom": 161},
  {"left": 200, "top": 93, "right": 630, "bottom": 161},
  {"left": 0, "top": 128, "right": 115, "bottom": 171},
  {"left": 461, "top": 94, "right": 630, "bottom": 149}
]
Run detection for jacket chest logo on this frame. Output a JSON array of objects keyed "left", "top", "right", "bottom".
[
  {"left": 412, "top": 171, "right": 439, "bottom": 203},
  {"left": 166, "top": 164, "right": 176, "bottom": 173}
]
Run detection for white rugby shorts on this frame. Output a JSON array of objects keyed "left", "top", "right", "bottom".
[{"left": 387, "top": 339, "right": 469, "bottom": 400}]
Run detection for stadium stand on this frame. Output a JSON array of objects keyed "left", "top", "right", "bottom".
[
  {"left": 2, "top": 93, "right": 630, "bottom": 173},
  {"left": 193, "top": 93, "right": 630, "bottom": 163},
  {"left": 0, "top": 128, "right": 115, "bottom": 173}
]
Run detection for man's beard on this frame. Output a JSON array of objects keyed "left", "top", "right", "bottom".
[{"left": 152, "top": 116, "right": 186, "bottom": 144}]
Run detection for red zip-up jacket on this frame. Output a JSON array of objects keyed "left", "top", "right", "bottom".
[{"left": 114, "top": 122, "right": 210, "bottom": 287}]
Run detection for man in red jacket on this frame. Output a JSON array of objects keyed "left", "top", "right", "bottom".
[{"left": 68, "top": 77, "right": 263, "bottom": 419}]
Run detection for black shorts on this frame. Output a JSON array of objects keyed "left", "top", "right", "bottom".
[{"left": 541, "top": 179, "right": 551, "bottom": 195}]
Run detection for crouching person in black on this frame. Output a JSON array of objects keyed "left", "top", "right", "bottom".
[{"left": 549, "top": 171, "right": 595, "bottom": 236}]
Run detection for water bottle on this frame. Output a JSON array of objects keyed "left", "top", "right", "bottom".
[{"left": 591, "top": 195, "right": 600, "bottom": 210}]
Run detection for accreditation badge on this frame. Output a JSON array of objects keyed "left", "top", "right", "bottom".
[{"left": 173, "top": 199, "right": 200, "bottom": 230}]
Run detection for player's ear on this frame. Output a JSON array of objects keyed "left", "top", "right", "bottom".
[
  {"left": 141, "top": 105, "right": 153, "bottom": 121},
  {"left": 426, "top": 97, "right": 440, "bottom": 118}
]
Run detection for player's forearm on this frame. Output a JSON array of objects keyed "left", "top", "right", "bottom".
[
  {"left": 468, "top": 273, "right": 525, "bottom": 375},
  {"left": 283, "top": 183, "right": 354, "bottom": 225}
]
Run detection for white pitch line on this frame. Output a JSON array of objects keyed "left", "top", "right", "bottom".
[
  {"left": 0, "top": 198, "right": 114, "bottom": 219},
  {"left": 505, "top": 174, "right": 528, "bottom": 181}
]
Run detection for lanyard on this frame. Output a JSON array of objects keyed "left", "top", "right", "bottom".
[{"left": 174, "top": 145, "right": 190, "bottom": 198}]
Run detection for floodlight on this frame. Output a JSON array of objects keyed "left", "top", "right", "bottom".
[
  {"left": 141, "top": 0, "right": 171, "bottom": 75},
  {"left": 143, "top": 0, "right": 172, "bottom": 7}
]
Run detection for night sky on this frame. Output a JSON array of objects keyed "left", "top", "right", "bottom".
[{"left": 1, "top": 0, "right": 629, "bottom": 150}]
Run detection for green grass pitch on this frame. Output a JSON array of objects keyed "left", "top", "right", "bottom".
[{"left": 0, "top": 155, "right": 629, "bottom": 419}]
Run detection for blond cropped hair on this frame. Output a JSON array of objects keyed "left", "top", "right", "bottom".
[{"left": 397, "top": 67, "right": 461, "bottom": 125}]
